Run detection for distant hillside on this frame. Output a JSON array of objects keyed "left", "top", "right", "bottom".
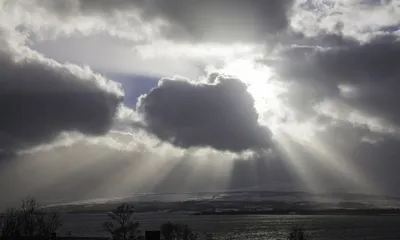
[{"left": 42, "top": 191, "right": 400, "bottom": 214}]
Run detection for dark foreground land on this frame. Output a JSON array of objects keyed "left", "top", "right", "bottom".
[
  {"left": 4, "top": 195, "right": 400, "bottom": 240},
  {"left": 59, "top": 213, "right": 400, "bottom": 240}
]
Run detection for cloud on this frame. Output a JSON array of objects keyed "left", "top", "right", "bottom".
[
  {"left": 291, "top": 0, "right": 400, "bottom": 40},
  {"left": 2, "top": 0, "right": 159, "bottom": 42},
  {"left": 311, "top": 35, "right": 399, "bottom": 85},
  {"left": 30, "top": 33, "right": 260, "bottom": 80},
  {"left": 314, "top": 100, "right": 399, "bottom": 136},
  {"left": 265, "top": 33, "right": 400, "bottom": 135},
  {"left": 3, "top": 0, "right": 400, "bottom": 201},
  {"left": 142, "top": 0, "right": 295, "bottom": 42},
  {"left": 4, "top": 0, "right": 294, "bottom": 43},
  {"left": 0, "top": 31, "right": 124, "bottom": 153},
  {"left": 137, "top": 75, "right": 272, "bottom": 152}
]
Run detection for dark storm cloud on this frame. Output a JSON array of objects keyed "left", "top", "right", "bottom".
[
  {"left": 267, "top": 34, "right": 400, "bottom": 125},
  {"left": 137, "top": 75, "right": 271, "bottom": 152},
  {"left": 311, "top": 35, "right": 400, "bottom": 85},
  {"left": 0, "top": 49, "right": 123, "bottom": 153},
  {"left": 30, "top": 0, "right": 294, "bottom": 43}
]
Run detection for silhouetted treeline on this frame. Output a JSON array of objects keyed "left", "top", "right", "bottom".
[
  {"left": 0, "top": 197, "right": 61, "bottom": 239},
  {"left": 102, "top": 203, "right": 200, "bottom": 240},
  {"left": 1, "top": 198, "right": 312, "bottom": 240}
]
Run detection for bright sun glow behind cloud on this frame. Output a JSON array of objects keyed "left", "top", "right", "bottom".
[
  {"left": 207, "top": 57, "right": 376, "bottom": 194},
  {"left": 2, "top": 0, "right": 399, "bottom": 207},
  {"left": 210, "top": 58, "right": 292, "bottom": 134},
  {"left": 216, "top": 58, "right": 334, "bottom": 144}
]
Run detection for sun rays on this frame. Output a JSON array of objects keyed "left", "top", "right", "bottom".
[
  {"left": 209, "top": 57, "right": 381, "bottom": 195},
  {"left": 214, "top": 59, "right": 288, "bottom": 128},
  {"left": 1, "top": 0, "right": 399, "bottom": 212},
  {"left": 0, "top": 56, "right": 385, "bottom": 207},
  {"left": 0, "top": 57, "right": 390, "bottom": 206}
]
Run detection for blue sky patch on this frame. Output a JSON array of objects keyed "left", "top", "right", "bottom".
[{"left": 104, "top": 73, "right": 160, "bottom": 108}]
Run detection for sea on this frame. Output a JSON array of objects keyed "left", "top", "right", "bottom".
[{"left": 59, "top": 213, "right": 400, "bottom": 240}]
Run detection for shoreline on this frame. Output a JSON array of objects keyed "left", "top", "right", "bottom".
[
  {"left": 192, "top": 209, "right": 400, "bottom": 216},
  {"left": 55, "top": 209, "right": 400, "bottom": 216}
]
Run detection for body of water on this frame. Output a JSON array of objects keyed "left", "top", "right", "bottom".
[{"left": 59, "top": 214, "right": 400, "bottom": 240}]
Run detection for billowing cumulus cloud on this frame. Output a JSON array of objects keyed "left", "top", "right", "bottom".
[
  {"left": 0, "top": 34, "right": 124, "bottom": 153},
  {"left": 137, "top": 75, "right": 272, "bottom": 152}
]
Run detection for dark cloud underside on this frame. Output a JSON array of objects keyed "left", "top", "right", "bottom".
[
  {"left": 268, "top": 34, "right": 400, "bottom": 125},
  {"left": 0, "top": 49, "right": 123, "bottom": 152},
  {"left": 137, "top": 76, "right": 271, "bottom": 152}
]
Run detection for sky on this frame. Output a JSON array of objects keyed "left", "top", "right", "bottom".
[{"left": 0, "top": 0, "right": 400, "bottom": 207}]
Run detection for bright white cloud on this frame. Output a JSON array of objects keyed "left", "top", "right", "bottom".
[
  {"left": 1, "top": 0, "right": 164, "bottom": 42},
  {"left": 291, "top": 0, "right": 400, "bottom": 40}
]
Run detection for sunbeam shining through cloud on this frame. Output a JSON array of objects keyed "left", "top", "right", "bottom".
[{"left": 1, "top": 0, "right": 400, "bottom": 209}]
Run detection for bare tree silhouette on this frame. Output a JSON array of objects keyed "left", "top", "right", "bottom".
[{"left": 103, "top": 203, "right": 141, "bottom": 240}]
